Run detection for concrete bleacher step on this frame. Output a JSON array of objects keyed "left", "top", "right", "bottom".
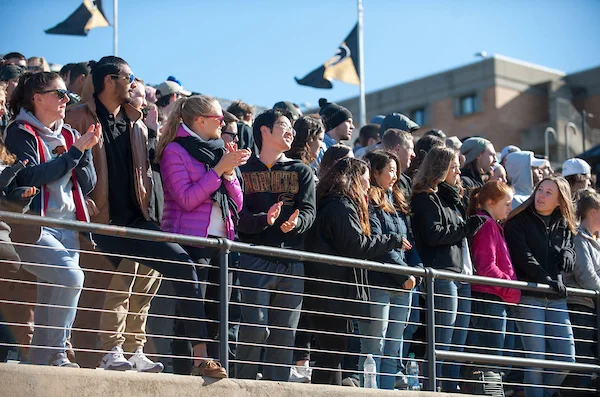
[{"left": 0, "top": 362, "right": 477, "bottom": 397}]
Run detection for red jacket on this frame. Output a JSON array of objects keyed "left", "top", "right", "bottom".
[{"left": 470, "top": 211, "right": 521, "bottom": 304}]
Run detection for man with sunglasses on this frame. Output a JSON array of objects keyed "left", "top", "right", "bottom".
[
  {"left": 236, "top": 108, "right": 316, "bottom": 382},
  {"left": 65, "top": 56, "right": 219, "bottom": 376}
]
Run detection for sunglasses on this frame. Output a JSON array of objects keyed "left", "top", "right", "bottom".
[
  {"left": 221, "top": 131, "right": 238, "bottom": 138},
  {"left": 38, "top": 89, "right": 69, "bottom": 101},
  {"left": 109, "top": 73, "right": 136, "bottom": 83},
  {"left": 201, "top": 114, "right": 225, "bottom": 122}
]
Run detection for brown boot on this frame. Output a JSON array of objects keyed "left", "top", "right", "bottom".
[{"left": 191, "top": 359, "right": 227, "bottom": 378}]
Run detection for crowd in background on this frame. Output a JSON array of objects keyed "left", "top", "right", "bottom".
[{"left": 0, "top": 52, "right": 599, "bottom": 397}]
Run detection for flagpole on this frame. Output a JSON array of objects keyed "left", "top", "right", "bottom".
[
  {"left": 357, "top": 0, "right": 366, "bottom": 127},
  {"left": 113, "top": 0, "right": 118, "bottom": 56}
]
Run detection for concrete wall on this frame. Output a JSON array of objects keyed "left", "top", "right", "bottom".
[{"left": 0, "top": 363, "right": 470, "bottom": 397}]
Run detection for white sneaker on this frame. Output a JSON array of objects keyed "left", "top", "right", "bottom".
[
  {"left": 99, "top": 346, "right": 133, "bottom": 371},
  {"left": 289, "top": 365, "right": 311, "bottom": 383},
  {"left": 128, "top": 347, "right": 164, "bottom": 373}
]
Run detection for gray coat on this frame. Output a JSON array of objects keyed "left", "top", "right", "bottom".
[{"left": 563, "top": 226, "right": 600, "bottom": 309}]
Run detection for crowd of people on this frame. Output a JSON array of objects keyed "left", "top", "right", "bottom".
[{"left": 0, "top": 52, "right": 598, "bottom": 397}]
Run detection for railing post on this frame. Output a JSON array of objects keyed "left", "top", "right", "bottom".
[
  {"left": 425, "top": 268, "right": 437, "bottom": 391},
  {"left": 218, "top": 239, "right": 231, "bottom": 375}
]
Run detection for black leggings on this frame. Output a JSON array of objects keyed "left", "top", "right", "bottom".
[{"left": 308, "top": 313, "right": 349, "bottom": 386}]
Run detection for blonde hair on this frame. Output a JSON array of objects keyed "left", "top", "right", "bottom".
[
  {"left": 27, "top": 57, "right": 50, "bottom": 72},
  {"left": 155, "top": 95, "right": 218, "bottom": 162},
  {"left": 506, "top": 176, "right": 577, "bottom": 233}
]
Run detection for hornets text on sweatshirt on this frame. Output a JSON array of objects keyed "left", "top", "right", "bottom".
[{"left": 238, "top": 154, "right": 316, "bottom": 260}]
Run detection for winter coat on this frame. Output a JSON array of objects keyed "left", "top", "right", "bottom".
[
  {"left": 160, "top": 125, "right": 243, "bottom": 241},
  {"left": 368, "top": 197, "right": 423, "bottom": 289},
  {"left": 410, "top": 183, "right": 468, "bottom": 273},
  {"left": 470, "top": 211, "right": 520, "bottom": 304},
  {"left": 504, "top": 205, "right": 575, "bottom": 298},
  {"left": 304, "top": 196, "right": 405, "bottom": 319}
]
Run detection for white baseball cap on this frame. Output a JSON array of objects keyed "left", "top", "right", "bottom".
[
  {"left": 155, "top": 80, "right": 191, "bottom": 98},
  {"left": 562, "top": 158, "right": 591, "bottom": 177}
]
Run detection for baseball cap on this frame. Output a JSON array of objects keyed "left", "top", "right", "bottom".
[
  {"left": 155, "top": 80, "right": 191, "bottom": 98},
  {"left": 562, "top": 158, "right": 591, "bottom": 177},
  {"left": 530, "top": 154, "right": 546, "bottom": 168},
  {"left": 501, "top": 145, "right": 520, "bottom": 161},
  {"left": 379, "top": 113, "right": 419, "bottom": 138}
]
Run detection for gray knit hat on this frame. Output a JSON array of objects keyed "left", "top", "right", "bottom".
[{"left": 460, "top": 137, "right": 491, "bottom": 165}]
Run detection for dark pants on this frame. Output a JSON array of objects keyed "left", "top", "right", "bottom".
[
  {"left": 563, "top": 303, "right": 597, "bottom": 395},
  {"left": 308, "top": 313, "right": 348, "bottom": 386},
  {"left": 92, "top": 219, "right": 208, "bottom": 346},
  {"left": 293, "top": 313, "right": 312, "bottom": 362}
]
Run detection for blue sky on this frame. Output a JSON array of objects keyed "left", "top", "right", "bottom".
[{"left": 1, "top": 0, "right": 599, "bottom": 110}]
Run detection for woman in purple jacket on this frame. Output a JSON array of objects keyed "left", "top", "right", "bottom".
[{"left": 157, "top": 95, "right": 249, "bottom": 375}]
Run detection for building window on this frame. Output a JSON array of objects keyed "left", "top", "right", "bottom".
[
  {"left": 411, "top": 107, "right": 425, "bottom": 126},
  {"left": 459, "top": 94, "right": 477, "bottom": 115}
]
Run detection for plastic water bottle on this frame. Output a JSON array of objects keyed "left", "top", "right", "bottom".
[
  {"left": 407, "top": 352, "right": 420, "bottom": 390},
  {"left": 363, "top": 353, "right": 377, "bottom": 389}
]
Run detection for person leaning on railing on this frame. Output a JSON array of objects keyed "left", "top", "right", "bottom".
[
  {"left": 409, "top": 146, "right": 486, "bottom": 392},
  {"left": 504, "top": 176, "right": 577, "bottom": 397},
  {"left": 303, "top": 157, "right": 408, "bottom": 386},
  {"left": 562, "top": 188, "right": 600, "bottom": 392},
  {"left": 157, "top": 94, "right": 248, "bottom": 375},
  {"left": 5, "top": 71, "right": 99, "bottom": 368},
  {"left": 465, "top": 181, "right": 520, "bottom": 366},
  {"left": 357, "top": 150, "right": 421, "bottom": 390}
]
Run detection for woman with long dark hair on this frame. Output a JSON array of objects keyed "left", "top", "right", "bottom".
[
  {"left": 286, "top": 115, "right": 324, "bottom": 167},
  {"left": 303, "top": 157, "right": 408, "bottom": 385},
  {"left": 410, "top": 146, "right": 485, "bottom": 391},
  {"left": 504, "top": 176, "right": 577, "bottom": 397},
  {"left": 5, "top": 71, "right": 99, "bottom": 367},
  {"left": 359, "top": 150, "right": 422, "bottom": 389}
]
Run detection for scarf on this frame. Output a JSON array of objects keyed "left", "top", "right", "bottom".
[{"left": 174, "top": 135, "right": 239, "bottom": 224}]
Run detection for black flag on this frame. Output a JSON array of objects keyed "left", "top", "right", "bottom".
[
  {"left": 45, "top": 0, "right": 110, "bottom": 36},
  {"left": 295, "top": 23, "right": 360, "bottom": 89}
]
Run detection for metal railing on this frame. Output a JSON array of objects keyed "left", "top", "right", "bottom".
[{"left": 0, "top": 210, "right": 599, "bottom": 394}]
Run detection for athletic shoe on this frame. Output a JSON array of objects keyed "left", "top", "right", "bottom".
[
  {"left": 49, "top": 352, "right": 79, "bottom": 368},
  {"left": 99, "top": 346, "right": 133, "bottom": 371},
  {"left": 128, "top": 347, "right": 164, "bottom": 373}
]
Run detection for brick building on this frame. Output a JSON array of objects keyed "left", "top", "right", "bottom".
[{"left": 327, "top": 55, "right": 600, "bottom": 163}]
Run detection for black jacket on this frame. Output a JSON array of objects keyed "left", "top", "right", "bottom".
[
  {"left": 504, "top": 205, "right": 575, "bottom": 298},
  {"left": 368, "top": 198, "right": 423, "bottom": 289},
  {"left": 238, "top": 154, "right": 316, "bottom": 260},
  {"left": 304, "top": 196, "right": 405, "bottom": 318},
  {"left": 410, "top": 182, "right": 468, "bottom": 273},
  {"left": 460, "top": 164, "right": 484, "bottom": 205},
  {"left": 397, "top": 172, "right": 412, "bottom": 199}
]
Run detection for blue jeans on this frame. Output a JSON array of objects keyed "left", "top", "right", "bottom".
[
  {"left": 358, "top": 288, "right": 412, "bottom": 389},
  {"left": 18, "top": 227, "right": 83, "bottom": 365},
  {"left": 236, "top": 255, "right": 303, "bottom": 381},
  {"left": 468, "top": 294, "right": 507, "bottom": 355},
  {"left": 426, "top": 279, "right": 471, "bottom": 391},
  {"left": 515, "top": 296, "right": 575, "bottom": 397}
]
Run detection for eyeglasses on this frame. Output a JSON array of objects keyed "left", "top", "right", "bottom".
[
  {"left": 200, "top": 114, "right": 225, "bottom": 122},
  {"left": 221, "top": 131, "right": 239, "bottom": 139},
  {"left": 28, "top": 66, "right": 42, "bottom": 72},
  {"left": 109, "top": 73, "right": 136, "bottom": 84},
  {"left": 273, "top": 122, "right": 296, "bottom": 136},
  {"left": 37, "top": 89, "right": 69, "bottom": 101}
]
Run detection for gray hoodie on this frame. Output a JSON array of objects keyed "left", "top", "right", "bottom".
[
  {"left": 563, "top": 226, "right": 600, "bottom": 309},
  {"left": 15, "top": 108, "right": 76, "bottom": 220},
  {"left": 505, "top": 151, "right": 535, "bottom": 208}
]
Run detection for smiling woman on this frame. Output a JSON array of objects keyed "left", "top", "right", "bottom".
[{"left": 4, "top": 71, "right": 99, "bottom": 368}]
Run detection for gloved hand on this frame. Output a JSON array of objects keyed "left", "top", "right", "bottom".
[
  {"left": 560, "top": 249, "right": 575, "bottom": 273},
  {"left": 546, "top": 275, "right": 568, "bottom": 298},
  {"left": 465, "top": 215, "right": 487, "bottom": 237}
]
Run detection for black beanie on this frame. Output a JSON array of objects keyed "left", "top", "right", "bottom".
[
  {"left": 318, "top": 98, "right": 353, "bottom": 132},
  {"left": 0, "top": 64, "right": 24, "bottom": 82}
]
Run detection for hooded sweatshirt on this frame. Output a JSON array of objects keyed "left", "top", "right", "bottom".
[
  {"left": 505, "top": 151, "right": 534, "bottom": 208},
  {"left": 238, "top": 154, "right": 316, "bottom": 260},
  {"left": 14, "top": 109, "right": 76, "bottom": 219}
]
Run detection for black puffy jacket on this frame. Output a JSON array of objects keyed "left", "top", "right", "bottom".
[
  {"left": 304, "top": 195, "right": 404, "bottom": 318},
  {"left": 504, "top": 205, "right": 575, "bottom": 298}
]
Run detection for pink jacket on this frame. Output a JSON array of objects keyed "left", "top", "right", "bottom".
[
  {"left": 160, "top": 126, "right": 243, "bottom": 241},
  {"left": 470, "top": 211, "right": 521, "bottom": 304}
]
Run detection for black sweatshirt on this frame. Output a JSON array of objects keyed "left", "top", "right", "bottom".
[{"left": 238, "top": 154, "right": 316, "bottom": 259}]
